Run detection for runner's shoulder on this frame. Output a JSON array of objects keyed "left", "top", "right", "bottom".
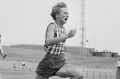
[{"left": 47, "top": 22, "right": 56, "bottom": 30}]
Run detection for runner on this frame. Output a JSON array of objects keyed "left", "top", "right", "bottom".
[{"left": 35, "top": 2, "right": 83, "bottom": 79}]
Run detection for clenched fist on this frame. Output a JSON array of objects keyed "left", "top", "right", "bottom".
[{"left": 67, "top": 29, "right": 76, "bottom": 38}]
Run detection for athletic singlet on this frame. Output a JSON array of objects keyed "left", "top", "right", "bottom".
[{"left": 44, "top": 22, "right": 66, "bottom": 54}]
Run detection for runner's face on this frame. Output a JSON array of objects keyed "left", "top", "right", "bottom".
[{"left": 57, "top": 8, "right": 69, "bottom": 24}]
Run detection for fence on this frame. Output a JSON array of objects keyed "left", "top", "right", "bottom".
[
  {"left": 81, "top": 67, "right": 116, "bottom": 79},
  {"left": 8, "top": 61, "right": 117, "bottom": 79}
]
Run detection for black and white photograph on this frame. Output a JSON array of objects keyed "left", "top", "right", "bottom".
[{"left": 0, "top": 0, "right": 120, "bottom": 79}]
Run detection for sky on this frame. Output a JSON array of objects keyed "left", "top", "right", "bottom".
[{"left": 0, "top": 0, "right": 120, "bottom": 54}]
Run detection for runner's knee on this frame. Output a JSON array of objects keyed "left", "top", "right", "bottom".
[{"left": 67, "top": 65, "right": 83, "bottom": 77}]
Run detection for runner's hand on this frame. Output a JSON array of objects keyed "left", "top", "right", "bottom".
[{"left": 67, "top": 29, "right": 76, "bottom": 38}]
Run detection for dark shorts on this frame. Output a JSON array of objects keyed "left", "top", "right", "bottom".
[{"left": 36, "top": 53, "right": 66, "bottom": 77}]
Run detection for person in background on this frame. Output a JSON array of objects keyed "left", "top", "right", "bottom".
[
  {"left": 116, "top": 58, "right": 120, "bottom": 79},
  {"left": 12, "top": 60, "right": 17, "bottom": 71},
  {"left": 0, "top": 34, "right": 7, "bottom": 58}
]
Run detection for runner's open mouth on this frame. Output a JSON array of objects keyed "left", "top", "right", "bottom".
[{"left": 65, "top": 18, "right": 68, "bottom": 21}]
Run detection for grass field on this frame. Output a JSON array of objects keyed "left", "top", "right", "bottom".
[{"left": 0, "top": 46, "right": 118, "bottom": 79}]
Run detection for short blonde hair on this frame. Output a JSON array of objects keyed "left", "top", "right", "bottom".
[{"left": 51, "top": 2, "right": 67, "bottom": 20}]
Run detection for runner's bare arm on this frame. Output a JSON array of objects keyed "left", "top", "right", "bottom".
[
  {"left": 45, "top": 24, "right": 68, "bottom": 46},
  {"left": 45, "top": 24, "right": 76, "bottom": 46}
]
